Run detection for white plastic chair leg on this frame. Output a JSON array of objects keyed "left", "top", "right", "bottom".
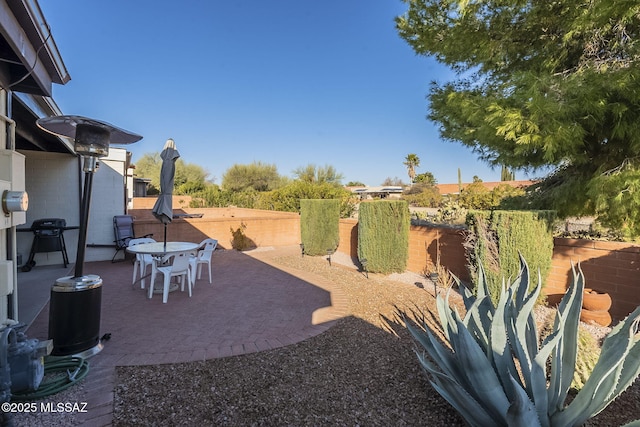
[
  {"left": 139, "top": 262, "right": 146, "bottom": 289},
  {"left": 189, "top": 258, "right": 197, "bottom": 288},
  {"left": 183, "top": 271, "right": 193, "bottom": 297},
  {"left": 148, "top": 270, "right": 156, "bottom": 299},
  {"left": 132, "top": 260, "right": 138, "bottom": 286},
  {"left": 162, "top": 274, "right": 171, "bottom": 303}
]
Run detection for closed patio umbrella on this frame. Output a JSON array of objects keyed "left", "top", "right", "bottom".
[{"left": 152, "top": 138, "right": 180, "bottom": 247}]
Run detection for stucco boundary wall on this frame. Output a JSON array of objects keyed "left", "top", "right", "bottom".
[
  {"left": 336, "top": 219, "right": 470, "bottom": 282},
  {"left": 337, "top": 222, "right": 640, "bottom": 320},
  {"left": 128, "top": 205, "right": 640, "bottom": 320},
  {"left": 546, "top": 238, "right": 640, "bottom": 320},
  {"left": 128, "top": 207, "right": 301, "bottom": 250}
]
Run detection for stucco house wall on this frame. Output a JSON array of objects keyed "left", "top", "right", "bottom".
[
  {"left": 85, "top": 149, "right": 130, "bottom": 262},
  {"left": 16, "top": 148, "right": 130, "bottom": 267},
  {"left": 17, "top": 151, "right": 79, "bottom": 266}
]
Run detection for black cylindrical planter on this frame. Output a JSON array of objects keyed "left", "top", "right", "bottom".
[{"left": 48, "top": 275, "right": 103, "bottom": 357}]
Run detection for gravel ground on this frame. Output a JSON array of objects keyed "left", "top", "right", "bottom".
[{"left": 13, "top": 251, "right": 640, "bottom": 426}]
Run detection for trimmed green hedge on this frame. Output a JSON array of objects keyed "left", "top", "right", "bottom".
[
  {"left": 358, "top": 200, "right": 409, "bottom": 274},
  {"left": 465, "top": 210, "right": 556, "bottom": 302},
  {"left": 300, "top": 199, "right": 340, "bottom": 256}
]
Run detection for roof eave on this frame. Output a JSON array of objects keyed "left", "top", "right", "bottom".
[
  {"left": 20, "top": 0, "right": 70, "bottom": 85},
  {"left": 0, "top": 0, "right": 70, "bottom": 96}
]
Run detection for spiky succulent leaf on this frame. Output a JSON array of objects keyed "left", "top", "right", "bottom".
[
  {"left": 405, "top": 317, "right": 469, "bottom": 388},
  {"left": 436, "top": 290, "right": 455, "bottom": 341},
  {"left": 548, "top": 262, "right": 584, "bottom": 412},
  {"left": 513, "top": 253, "right": 531, "bottom": 311},
  {"left": 426, "top": 367, "right": 499, "bottom": 427},
  {"left": 507, "top": 266, "right": 543, "bottom": 395},
  {"left": 555, "top": 306, "right": 640, "bottom": 426},
  {"left": 506, "top": 375, "right": 542, "bottom": 427},
  {"left": 514, "top": 280, "right": 541, "bottom": 365},
  {"left": 405, "top": 255, "right": 640, "bottom": 427},
  {"left": 530, "top": 312, "right": 565, "bottom": 427},
  {"left": 464, "top": 296, "right": 494, "bottom": 351},
  {"left": 449, "top": 316, "right": 511, "bottom": 421},
  {"left": 491, "top": 284, "right": 519, "bottom": 397},
  {"left": 476, "top": 261, "right": 490, "bottom": 300}
]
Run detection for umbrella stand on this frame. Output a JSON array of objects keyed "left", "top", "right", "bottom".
[{"left": 164, "top": 223, "right": 167, "bottom": 249}]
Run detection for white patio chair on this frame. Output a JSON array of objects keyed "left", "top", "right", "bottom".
[
  {"left": 129, "top": 237, "right": 156, "bottom": 289},
  {"left": 149, "top": 251, "right": 192, "bottom": 303},
  {"left": 189, "top": 238, "right": 217, "bottom": 286}
]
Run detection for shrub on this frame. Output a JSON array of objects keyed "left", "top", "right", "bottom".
[
  {"left": 300, "top": 199, "right": 340, "bottom": 256},
  {"left": 357, "top": 200, "right": 409, "bottom": 274},
  {"left": 254, "top": 181, "right": 356, "bottom": 218},
  {"left": 191, "top": 185, "right": 259, "bottom": 208},
  {"left": 465, "top": 210, "right": 556, "bottom": 303},
  {"left": 402, "top": 183, "right": 442, "bottom": 207},
  {"left": 457, "top": 182, "right": 526, "bottom": 210},
  {"left": 434, "top": 198, "right": 467, "bottom": 224},
  {"left": 403, "top": 256, "right": 640, "bottom": 426}
]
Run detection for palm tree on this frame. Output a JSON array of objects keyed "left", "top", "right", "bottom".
[{"left": 403, "top": 154, "right": 420, "bottom": 184}]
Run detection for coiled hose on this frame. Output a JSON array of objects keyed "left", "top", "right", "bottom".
[{"left": 11, "top": 356, "right": 89, "bottom": 401}]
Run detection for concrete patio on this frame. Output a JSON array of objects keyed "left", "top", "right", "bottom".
[{"left": 18, "top": 245, "right": 349, "bottom": 426}]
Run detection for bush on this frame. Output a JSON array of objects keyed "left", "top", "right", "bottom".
[
  {"left": 402, "top": 183, "right": 442, "bottom": 207},
  {"left": 300, "top": 199, "right": 340, "bottom": 256},
  {"left": 434, "top": 198, "right": 467, "bottom": 224},
  {"left": 357, "top": 200, "right": 409, "bottom": 274},
  {"left": 190, "top": 185, "right": 259, "bottom": 208},
  {"left": 255, "top": 181, "right": 356, "bottom": 218},
  {"left": 465, "top": 210, "right": 556, "bottom": 303},
  {"left": 457, "top": 182, "right": 526, "bottom": 210}
]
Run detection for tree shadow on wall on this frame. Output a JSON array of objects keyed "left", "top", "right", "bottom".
[{"left": 230, "top": 222, "right": 257, "bottom": 251}]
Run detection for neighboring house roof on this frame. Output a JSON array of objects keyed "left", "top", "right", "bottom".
[
  {"left": 436, "top": 180, "right": 535, "bottom": 195},
  {"left": 348, "top": 186, "right": 405, "bottom": 194}
]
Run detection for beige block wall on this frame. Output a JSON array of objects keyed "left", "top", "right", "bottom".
[
  {"left": 128, "top": 207, "right": 301, "bottom": 250},
  {"left": 546, "top": 238, "right": 640, "bottom": 320},
  {"left": 126, "top": 202, "right": 640, "bottom": 320},
  {"left": 337, "top": 219, "right": 639, "bottom": 320}
]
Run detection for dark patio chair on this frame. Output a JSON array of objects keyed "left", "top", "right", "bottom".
[{"left": 112, "top": 215, "right": 152, "bottom": 262}]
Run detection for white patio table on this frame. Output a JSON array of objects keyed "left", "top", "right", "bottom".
[{"left": 126, "top": 241, "right": 199, "bottom": 293}]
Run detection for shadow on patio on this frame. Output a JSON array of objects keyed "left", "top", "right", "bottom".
[{"left": 23, "top": 245, "right": 348, "bottom": 370}]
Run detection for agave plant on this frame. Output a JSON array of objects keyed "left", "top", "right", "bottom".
[{"left": 404, "top": 255, "right": 640, "bottom": 427}]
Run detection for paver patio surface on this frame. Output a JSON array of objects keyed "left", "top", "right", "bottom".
[{"left": 23, "top": 245, "right": 348, "bottom": 426}]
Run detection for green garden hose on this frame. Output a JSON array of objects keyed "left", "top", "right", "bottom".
[{"left": 11, "top": 356, "right": 89, "bottom": 401}]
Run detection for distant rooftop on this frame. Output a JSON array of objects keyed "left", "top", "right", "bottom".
[
  {"left": 348, "top": 186, "right": 404, "bottom": 194},
  {"left": 436, "top": 180, "right": 536, "bottom": 195},
  {"left": 346, "top": 181, "right": 536, "bottom": 196}
]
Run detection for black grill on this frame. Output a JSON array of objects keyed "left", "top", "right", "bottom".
[{"left": 21, "top": 218, "right": 70, "bottom": 272}]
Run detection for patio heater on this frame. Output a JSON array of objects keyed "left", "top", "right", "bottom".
[{"left": 36, "top": 116, "right": 142, "bottom": 357}]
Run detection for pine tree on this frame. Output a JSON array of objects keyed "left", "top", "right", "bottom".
[{"left": 397, "top": 0, "right": 640, "bottom": 236}]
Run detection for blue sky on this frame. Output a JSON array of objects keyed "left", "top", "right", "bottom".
[{"left": 40, "top": 0, "right": 537, "bottom": 186}]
